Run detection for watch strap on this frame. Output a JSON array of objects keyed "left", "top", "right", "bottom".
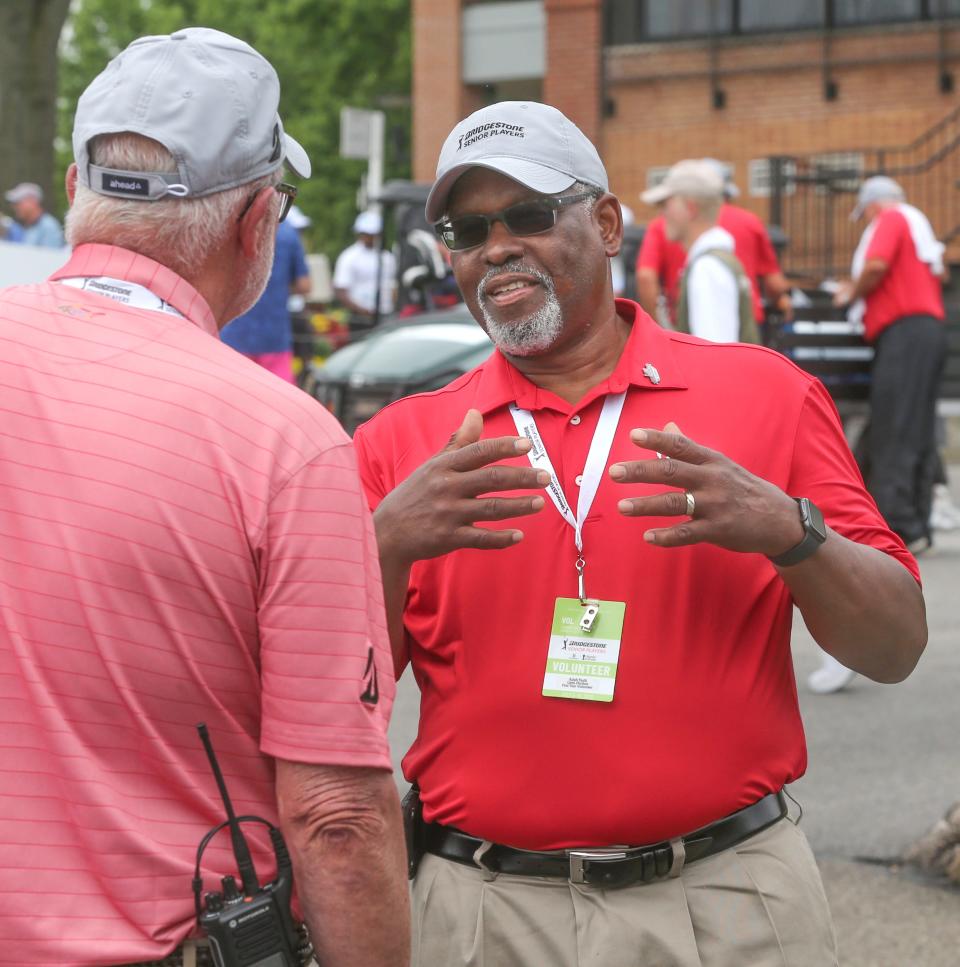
[{"left": 769, "top": 498, "right": 827, "bottom": 567}]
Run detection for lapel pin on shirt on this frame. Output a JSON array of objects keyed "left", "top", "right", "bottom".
[{"left": 642, "top": 362, "right": 661, "bottom": 385}]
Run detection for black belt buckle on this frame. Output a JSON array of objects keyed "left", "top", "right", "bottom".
[{"left": 567, "top": 838, "right": 686, "bottom": 887}]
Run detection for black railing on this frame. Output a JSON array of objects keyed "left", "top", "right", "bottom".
[{"left": 769, "top": 103, "right": 960, "bottom": 280}]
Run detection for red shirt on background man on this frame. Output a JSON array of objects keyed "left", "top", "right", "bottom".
[
  {"left": 637, "top": 205, "right": 782, "bottom": 322},
  {"left": 862, "top": 207, "right": 945, "bottom": 341}
]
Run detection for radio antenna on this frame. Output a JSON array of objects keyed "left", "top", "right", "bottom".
[{"left": 197, "top": 723, "right": 259, "bottom": 895}]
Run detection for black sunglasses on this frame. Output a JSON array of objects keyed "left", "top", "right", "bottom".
[
  {"left": 237, "top": 182, "right": 298, "bottom": 224},
  {"left": 435, "top": 191, "right": 594, "bottom": 251}
]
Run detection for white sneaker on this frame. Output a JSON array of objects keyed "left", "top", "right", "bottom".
[
  {"left": 930, "top": 484, "right": 960, "bottom": 532},
  {"left": 807, "top": 653, "right": 857, "bottom": 694}
]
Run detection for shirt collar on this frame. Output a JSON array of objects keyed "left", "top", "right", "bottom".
[
  {"left": 472, "top": 299, "right": 688, "bottom": 415},
  {"left": 49, "top": 243, "right": 219, "bottom": 337}
]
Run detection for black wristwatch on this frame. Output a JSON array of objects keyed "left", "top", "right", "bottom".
[{"left": 768, "top": 498, "right": 827, "bottom": 567}]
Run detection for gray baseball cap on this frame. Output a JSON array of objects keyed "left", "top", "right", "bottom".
[
  {"left": 425, "top": 101, "right": 608, "bottom": 224},
  {"left": 73, "top": 27, "right": 310, "bottom": 201},
  {"left": 851, "top": 175, "right": 904, "bottom": 220}
]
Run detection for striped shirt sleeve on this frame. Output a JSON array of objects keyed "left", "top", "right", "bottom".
[{"left": 258, "top": 441, "right": 394, "bottom": 768}]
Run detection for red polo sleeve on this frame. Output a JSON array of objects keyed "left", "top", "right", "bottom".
[{"left": 786, "top": 378, "right": 920, "bottom": 583}]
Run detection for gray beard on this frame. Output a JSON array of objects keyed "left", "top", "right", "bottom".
[{"left": 478, "top": 265, "right": 564, "bottom": 357}]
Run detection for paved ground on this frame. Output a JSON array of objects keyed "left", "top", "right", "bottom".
[
  {"left": 387, "top": 475, "right": 960, "bottom": 966},
  {"left": 790, "top": 484, "right": 960, "bottom": 967}
]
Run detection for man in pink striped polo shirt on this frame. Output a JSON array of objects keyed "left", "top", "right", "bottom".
[{"left": 0, "top": 28, "right": 407, "bottom": 967}]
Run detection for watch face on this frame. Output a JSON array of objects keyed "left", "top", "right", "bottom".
[{"left": 800, "top": 498, "right": 827, "bottom": 542}]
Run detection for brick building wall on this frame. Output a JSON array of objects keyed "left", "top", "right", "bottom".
[
  {"left": 411, "top": 7, "right": 960, "bottom": 266},
  {"left": 412, "top": 0, "right": 605, "bottom": 181},
  {"left": 543, "top": 0, "right": 603, "bottom": 144},
  {"left": 412, "top": 0, "right": 466, "bottom": 184},
  {"left": 605, "top": 21, "right": 959, "bottom": 217}
]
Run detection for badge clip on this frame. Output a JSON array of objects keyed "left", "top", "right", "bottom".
[{"left": 579, "top": 603, "right": 600, "bottom": 632}]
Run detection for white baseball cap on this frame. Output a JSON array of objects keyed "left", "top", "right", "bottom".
[
  {"left": 286, "top": 205, "right": 311, "bottom": 230},
  {"left": 425, "top": 101, "right": 608, "bottom": 224},
  {"left": 5, "top": 182, "right": 44, "bottom": 204},
  {"left": 73, "top": 27, "right": 310, "bottom": 201},
  {"left": 640, "top": 159, "right": 725, "bottom": 206},
  {"left": 353, "top": 210, "right": 382, "bottom": 235}
]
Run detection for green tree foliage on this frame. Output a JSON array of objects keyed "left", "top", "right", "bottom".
[
  {"left": 58, "top": 0, "right": 411, "bottom": 258},
  {"left": 0, "top": 0, "right": 71, "bottom": 211}
]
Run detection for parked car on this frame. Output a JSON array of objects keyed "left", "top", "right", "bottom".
[{"left": 305, "top": 303, "right": 493, "bottom": 434}]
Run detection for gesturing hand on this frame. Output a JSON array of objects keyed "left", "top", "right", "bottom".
[
  {"left": 609, "top": 423, "right": 804, "bottom": 557},
  {"left": 374, "top": 408, "right": 550, "bottom": 566}
]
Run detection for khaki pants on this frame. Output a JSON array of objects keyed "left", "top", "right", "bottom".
[{"left": 411, "top": 818, "right": 838, "bottom": 967}]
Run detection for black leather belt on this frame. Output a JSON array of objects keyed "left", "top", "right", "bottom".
[{"left": 424, "top": 791, "right": 787, "bottom": 888}]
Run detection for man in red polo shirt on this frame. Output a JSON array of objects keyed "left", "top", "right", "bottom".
[
  {"left": 0, "top": 29, "right": 407, "bottom": 967},
  {"left": 637, "top": 159, "right": 792, "bottom": 326},
  {"left": 354, "top": 102, "right": 926, "bottom": 967},
  {"left": 834, "top": 175, "right": 948, "bottom": 553}
]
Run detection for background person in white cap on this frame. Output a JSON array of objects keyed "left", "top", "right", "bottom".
[
  {"left": 833, "top": 175, "right": 948, "bottom": 554},
  {"left": 350, "top": 99, "right": 926, "bottom": 967},
  {"left": 0, "top": 27, "right": 408, "bottom": 967},
  {"left": 4, "top": 181, "right": 65, "bottom": 248},
  {"left": 641, "top": 159, "right": 758, "bottom": 344},
  {"left": 333, "top": 209, "right": 397, "bottom": 332}
]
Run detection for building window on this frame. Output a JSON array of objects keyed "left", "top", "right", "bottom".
[
  {"left": 811, "top": 151, "right": 865, "bottom": 192},
  {"left": 642, "top": 0, "right": 733, "bottom": 38},
  {"left": 739, "top": 0, "right": 825, "bottom": 32},
  {"left": 832, "top": 0, "right": 921, "bottom": 24},
  {"left": 462, "top": 1, "right": 545, "bottom": 84},
  {"left": 605, "top": 0, "right": 940, "bottom": 45},
  {"left": 646, "top": 166, "right": 671, "bottom": 190},
  {"left": 748, "top": 158, "right": 798, "bottom": 197}
]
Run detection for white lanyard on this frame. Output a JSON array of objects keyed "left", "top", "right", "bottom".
[
  {"left": 58, "top": 276, "right": 184, "bottom": 318},
  {"left": 510, "top": 392, "right": 626, "bottom": 601}
]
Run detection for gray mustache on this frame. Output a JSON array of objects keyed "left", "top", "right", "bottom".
[{"left": 478, "top": 263, "right": 553, "bottom": 301}]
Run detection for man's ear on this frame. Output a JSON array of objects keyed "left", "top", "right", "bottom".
[
  {"left": 595, "top": 194, "right": 623, "bottom": 259},
  {"left": 65, "top": 164, "right": 78, "bottom": 204},
  {"left": 237, "top": 186, "right": 275, "bottom": 260}
]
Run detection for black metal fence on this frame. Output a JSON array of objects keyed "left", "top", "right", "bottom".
[{"left": 769, "top": 102, "right": 960, "bottom": 281}]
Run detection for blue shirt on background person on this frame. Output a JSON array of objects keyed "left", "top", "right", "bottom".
[
  {"left": 1, "top": 216, "right": 24, "bottom": 242},
  {"left": 22, "top": 212, "right": 65, "bottom": 248},
  {"left": 4, "top": 182, "right": 66, "bottom": 249},
  {"left": 221, "top": 220, "right": 310, "bottom": 356}
]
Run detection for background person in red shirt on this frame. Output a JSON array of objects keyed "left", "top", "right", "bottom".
[
  {"left": 636, "top": 159, "right": 792, "bottom": 326},
  {"left": 357, "top": 101, "right": 927, "bottom": 967},
  {"left": 0, "top": 29, "right": 408, "bottom": 967},
  {"left": 834, "top": 176, "right": 948, "bottom": 552}
]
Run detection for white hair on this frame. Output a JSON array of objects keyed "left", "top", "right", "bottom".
[{"left": 66, "top": 133, "right": 277, "bottom": 281}]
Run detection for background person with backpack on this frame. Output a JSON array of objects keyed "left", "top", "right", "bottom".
[{"left": 641, "top": 159, "right": 758, "bottom": 344}]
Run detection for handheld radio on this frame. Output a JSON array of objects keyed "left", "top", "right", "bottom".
[{"left": 193, "top": 723, "right": 310, "bottom": 967}]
